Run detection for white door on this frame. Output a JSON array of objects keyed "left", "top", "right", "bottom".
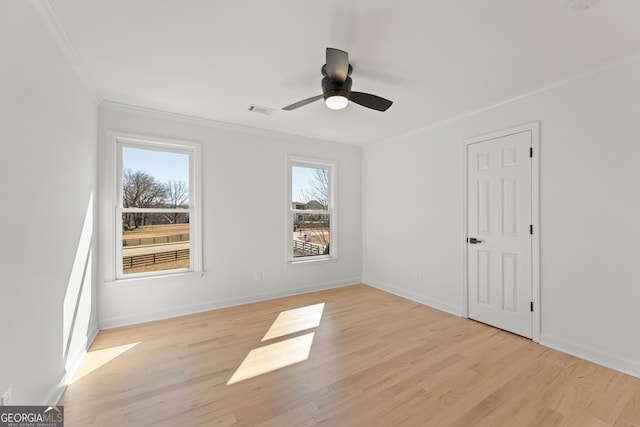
[{"left": 467, "top": 130, "right": 532, "bottom": 338}]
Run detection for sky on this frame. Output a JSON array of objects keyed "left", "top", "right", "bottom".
[
  {"left": 123, "top": 147, "right": 322, "bottom": 202},
  {"left": 292, "top": 166, "right": 324, "bottom": 203},
  {"left": 123, "top": 147, "right": 190, "bottom": 185}
]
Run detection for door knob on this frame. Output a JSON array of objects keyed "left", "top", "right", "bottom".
[{"left": 468, "top": 237, "right": 483, "bottom": 244}]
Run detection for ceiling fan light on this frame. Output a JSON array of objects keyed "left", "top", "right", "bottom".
[{"left": 325, "top": 95, "right": 348, "bottom": 110}]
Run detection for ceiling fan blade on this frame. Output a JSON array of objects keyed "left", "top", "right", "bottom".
[
  {"left": 325, "top": 47, "right": 349, "bottom": 83},
  {"left": 349, "top": 92, "right": 393, "bottom": 111},
  {"left": 282, "top": 95, "right": 323, "bottom": 111}
]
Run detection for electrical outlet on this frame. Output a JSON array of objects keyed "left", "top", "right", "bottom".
[
  {"left": 254, "top": 272, "right": 262, "bottom": 281},
  {"left": 1, "top": 388, "right": 12, "bottom": 406},
  {"left": 411, "top": 272, "right": 419, "bottom": 281}
]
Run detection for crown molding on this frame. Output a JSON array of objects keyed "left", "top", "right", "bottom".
[
  {"left": 369, "top": 49, "right": 640, "bottom": 149},
  {"left": 100, "top": 101, "right": 360, "bottom": 150},
  {"left": 30, "top": 0, "right": 103, "bottom": 106}
]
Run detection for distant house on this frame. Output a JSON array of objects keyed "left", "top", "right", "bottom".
[
  {"left": 291, "top": 200, "right": 326, "bottom": 210},
  {"left": 304, "top": 200, "right": 326, "bottom": 210},
  {"left": 292, "top": 200, "right": 329, "bottom": 230}
]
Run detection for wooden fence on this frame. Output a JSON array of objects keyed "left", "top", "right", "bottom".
[
  {"left": 123, "top": 248, "right": 190, "bottom": 270},
  {"left": 123, "top": 233, "right": 190, "bottom": 247},
  {"left": 293, "top": 240, "right": 325, "bottom": 256}
]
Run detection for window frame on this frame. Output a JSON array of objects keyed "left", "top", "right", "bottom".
[
  {"left": 286, "top": 156, "right": 337, "bottom": 263},
  {"left": 106, "top": 133, "right": 202, "bottom": 282}
]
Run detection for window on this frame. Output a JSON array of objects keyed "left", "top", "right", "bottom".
[
  {"left": 112, "top": 136, "right": 201, "bottom": 279},
  {"left": 287, "top": 158, "right": 336, "bottom": 262}
]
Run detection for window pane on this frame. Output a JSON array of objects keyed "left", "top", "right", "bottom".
[
  {"left": 122, "top": 147, "right": 190, "bottom": 208},
  {"left": 293, "top": 213, "right": 330, "bottom": 258},
  {"left": 291, "top": 166, "right": 329, "bottom": 209},
  {"left": 122, "top": 213, "right": 190, "bottom": 274}
]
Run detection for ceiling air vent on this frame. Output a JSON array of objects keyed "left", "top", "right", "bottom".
[
  {"left": 569, "top": 0, "right": 602, "bottom": 13},
  {"left": 248, "top": 104, "right": 275, "bottom": 115}
]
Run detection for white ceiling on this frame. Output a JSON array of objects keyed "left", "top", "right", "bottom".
[{"left": 46, "top": 0, "right": 640, "bottom": 145}]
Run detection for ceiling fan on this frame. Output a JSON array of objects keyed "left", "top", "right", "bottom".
[{"left": 282, "top": 48, "right": 393, "bottom": 112}]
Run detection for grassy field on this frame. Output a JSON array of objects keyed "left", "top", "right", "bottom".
[
  {"left": 294, "top": 228, "right": 329, "bottom": 245},
  {"left": 123, "top": 223, "right": 190, "bottom": 240},
  {"left": 122, "top": 224, "right": 191, "bottom": 273},
  {"left": 124, "top": 259, "right": 189, "bottom": 274},
  {"left": 122, "top": 224, "right": 328, "bottom": 272}
]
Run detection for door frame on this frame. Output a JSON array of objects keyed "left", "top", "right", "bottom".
[{"left": 462, "top": 121, "right": 541, "bottom": 342}]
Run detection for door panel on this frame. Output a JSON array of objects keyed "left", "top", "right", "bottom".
[
  {"left": 477, "top": 180, "right": 490, "bottom": 233},
  {"left": 477, "top": 250, "right": 491, "bottom": 305},
  {"left": 467, "top": 130, "right": 532, "bottom": 338},
  {"left": 502, "top": 178, "right": 518, "bottom": 235},
  {"left": 502, "top": 252, "right": 518, "bottom": 312}
]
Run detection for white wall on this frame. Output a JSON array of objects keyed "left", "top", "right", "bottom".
[
  {"left": 3, "top": 3, "right": 636, "bottom": 407},
  {"left": 0, "top": 1, "right": 98, "bottom": 404},
  {"left": 363, "top": 56, "right": 640, "bottom": 377},
  {"left": 97, "top": 104, "right": 362, "bottom": 328}
]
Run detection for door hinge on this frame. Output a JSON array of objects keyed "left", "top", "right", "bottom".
[
  {"left": 530, "top": 224, "right": 533, "bottom": 235},
  {"left": 529, "top": 147, "right": 533, "bottom": 158},
  {"left": 530, "top": 301, "right": 534, "bottom": 312}
]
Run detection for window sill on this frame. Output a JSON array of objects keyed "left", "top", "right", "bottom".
[
  {"left": 104, "top": 270, "right": 204, "bottom": 288},
  {"left": 287, "top": 256, "right": 338, "bottom": 266}
]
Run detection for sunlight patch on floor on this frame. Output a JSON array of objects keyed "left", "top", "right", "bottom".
[
  {"left": 227, "top": 333, "right": 315, "bottom": 385},
  {"left": 262, "top": 303, "right": 325, "bottom": 341},
  {"left": 227, "top": 303, "right": 325, "bottom": 385},
  {"left": 69, "top": 342, "right": 139, "bottom": 385}
]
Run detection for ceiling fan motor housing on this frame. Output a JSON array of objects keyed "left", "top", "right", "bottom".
[
  {"left": 322, "top": 75, "right": 352, "bottom": 100},
  {"left": 282, "top": 48, "right": 392, "bottom": 111}
]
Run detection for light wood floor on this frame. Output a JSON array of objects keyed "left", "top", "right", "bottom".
[{"left": 59, "top": 285, "right": 640, "bottom": 426}]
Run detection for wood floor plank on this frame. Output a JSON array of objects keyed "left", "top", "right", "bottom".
[{"left": 58, "top": 284, "right": 640, "bottom": 426}]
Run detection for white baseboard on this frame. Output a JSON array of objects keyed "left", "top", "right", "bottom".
[
  {"left": 43, "top": 370, "right": 66, "bottom": 406},
  {"left": 65, "top": 322, "right": 99, "bottom": 383},
  {"left": 364, "top": 280, "right": 640, "bottom": 380},
  {"left": 364, "top": 278, "right": 462, "bottom": 317},
  {"left": 99, "top": 278, "right": 360, "bottom": 329},
  {"left": 46, "top": 321, "right": 100, "bottom": 405},
  {"left": 540, "top": 333, "right": 640, "bottom": 379}
]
